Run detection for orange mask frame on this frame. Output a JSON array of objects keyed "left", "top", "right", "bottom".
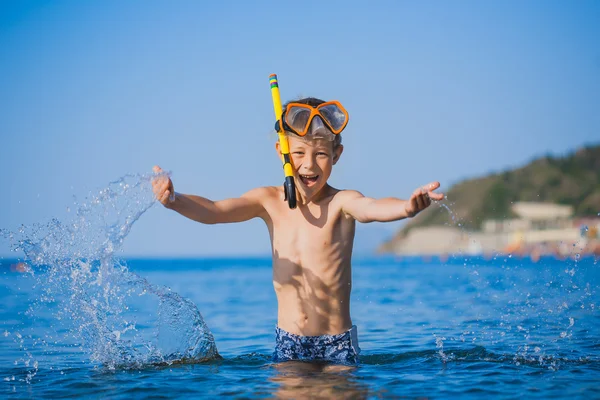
[{"left": 275, "top": 100, "right": 349, "bottom": 136}]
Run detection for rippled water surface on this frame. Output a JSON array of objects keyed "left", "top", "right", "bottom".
[{"left": 2, "top": 256, "right": 599, "bottom": 399}]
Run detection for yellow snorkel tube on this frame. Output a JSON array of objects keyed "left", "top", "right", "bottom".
[{"left": 269, "top": 74, "right": 297, "bottom": 209}]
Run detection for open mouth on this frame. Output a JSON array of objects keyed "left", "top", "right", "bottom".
[{"left": 299, "top": 174, "right": 319, "bottom": 186}]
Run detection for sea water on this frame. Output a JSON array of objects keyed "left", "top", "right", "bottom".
[{"left": 0, "top": 175, "right": 598, "bottom": 398}]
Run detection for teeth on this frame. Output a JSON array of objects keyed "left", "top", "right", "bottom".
[{"left": 301, "top": 175, "right": 317, "bottom": 179}]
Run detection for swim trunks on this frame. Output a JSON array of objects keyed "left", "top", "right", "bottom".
[{"left": 273, "top": 325, "right": 361, "bottom": 364}]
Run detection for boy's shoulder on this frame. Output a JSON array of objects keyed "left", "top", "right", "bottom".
[
  {"left": 242, "top": 185, "right": 283, "bottom": 202},
  {"left": 325, "top": 188, "right": 366, "bottom": 212},
  {"left": 333, "top": 188, "right": 364, "bottom": 198},
  {"left": 331, "top": 188, "right": 365, "bottom": 203}
]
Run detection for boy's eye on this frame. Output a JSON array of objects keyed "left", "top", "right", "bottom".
[
  {"left": 293, "top": 151, "right": 304, "bottom": 155},
  {"left": 317, "top": 152, "right": 328, "bottom": 156}
]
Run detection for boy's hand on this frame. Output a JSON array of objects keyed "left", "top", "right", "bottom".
[
  {"left": 404, "top": 181, "right": 444, "bottom": 218},
  {"left": 152, "top": 165, "right": 175, "bottom": 207}
]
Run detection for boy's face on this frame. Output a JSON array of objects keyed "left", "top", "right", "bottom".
[{"left": 276, "top": 135, "right": 343, "bottom": 202}]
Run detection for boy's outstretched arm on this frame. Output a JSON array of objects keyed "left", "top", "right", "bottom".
[
  {"left": 341, "top": 182, "right": 444, "bottom": 223},
  {"left": 152, "top": 165, "right": 265, "bottom": 224}
]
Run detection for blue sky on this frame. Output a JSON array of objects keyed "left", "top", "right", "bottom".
[{"left": 1, "top": 1, "right": 599, "bottom": 257}]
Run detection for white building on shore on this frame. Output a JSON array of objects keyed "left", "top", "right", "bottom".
[
  {"left": 384, "top": 202, "right": 598, "bottom": 257},
  {"left": 483, "top": 202, "right": 580, "bottom": 249}
]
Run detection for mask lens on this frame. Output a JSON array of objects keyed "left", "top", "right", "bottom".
[
  {"left": 309, "top": 116, "right": 330, "bottom": 136},
  {"left": 285, "top": 106, "right": 312, "bottom": 135},
  {"left": 319, "top": 104, "right": 347, "bottom": 132}
]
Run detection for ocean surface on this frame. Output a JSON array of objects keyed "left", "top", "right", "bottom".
[
  {"left": 0, "top": 174, "right": 599, "bottom": 398},
  {"left": 1, "top": 255, "right": 598, "bottom": 399}
]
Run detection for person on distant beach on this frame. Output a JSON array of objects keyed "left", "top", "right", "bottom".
[{"left": 152, "top": 97, "right": 444, "bottom": 364}]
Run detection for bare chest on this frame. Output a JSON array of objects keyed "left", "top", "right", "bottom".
[{"left": 267, "top": 203, "right": 355, "bottom": 264}]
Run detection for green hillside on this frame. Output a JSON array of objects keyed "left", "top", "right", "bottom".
[{"left": 391, "top": 143, "right": 600, "bottom": 237}]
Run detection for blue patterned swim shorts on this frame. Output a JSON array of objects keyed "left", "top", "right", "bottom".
[{"left": 273, "top": 325, "right": 361, "bottom": 364}]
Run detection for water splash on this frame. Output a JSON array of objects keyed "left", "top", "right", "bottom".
[
  {"left": 439, "top": 202, "right": 459, "bottom": 226},
  {"left": 427, "top": 202, "right": 599, "bottom": 370},
  {"left": 1, "top": 172, "right": 219, "bottom": 371}
]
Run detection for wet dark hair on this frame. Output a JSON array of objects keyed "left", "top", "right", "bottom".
[{"left": 281, "top": 97, "right": 343, "bottom": 149}]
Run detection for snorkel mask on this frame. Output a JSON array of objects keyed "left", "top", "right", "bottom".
[
  {"left": 275, "top": 100, "right": 349, "bottom": 140},
  {"left": 269, "top": 74, "right": 349, "bottom": 209}
]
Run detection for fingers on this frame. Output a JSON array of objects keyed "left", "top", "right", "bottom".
[
  {"left": 161, "top": 182, "right": 171, "bottom": 202},
  {"left": 152, "top": 181, "right": 164, "bottom": 201},
  {"left": 423, "top": 191, "right": 431, "bottom": 208},
  {"left": 160, "top": 190, "right": 171, "bottom": 205},
  {"left": 152, "top": 165, "right": 164, "bottom": 188},
  {"left": 415, "top": 189, "right": 426, "bottom": 210},
  {"left": 152, "top": 174, "right": 167, "bottom": 190},
  {"left": 406, "top": 189, "right": 424, "bottom": 217},
  {"left": 408, "top": 188, "right": 432, "bottom": 215},
  {"left": 156, "top": 184, "right": 172, "bottom": 205},
  {"left": 410, "top": 188, "right": 425, "bottom": 209},
  {"left": 423, "top": 181, "right": 445, "bottom": 201},
  {"left": 423, "top": 181, "right": 440, "bottom": 192},
  {"left": 406, "top": 181, "right": 444, "bottom": 217},
  {"left": 160, "top": 180, "right": 170, "bottom": 194},
  {"left": 151, "top": 165, "right": 175, "bottom": 205}
]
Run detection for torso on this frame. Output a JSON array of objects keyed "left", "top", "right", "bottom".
[{"left": 259, "top": 185, "right": 356, "bottom": 336}]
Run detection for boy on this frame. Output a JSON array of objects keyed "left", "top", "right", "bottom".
[{"left": 152, "top": 97, "right": 443, "bottom": 364}]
